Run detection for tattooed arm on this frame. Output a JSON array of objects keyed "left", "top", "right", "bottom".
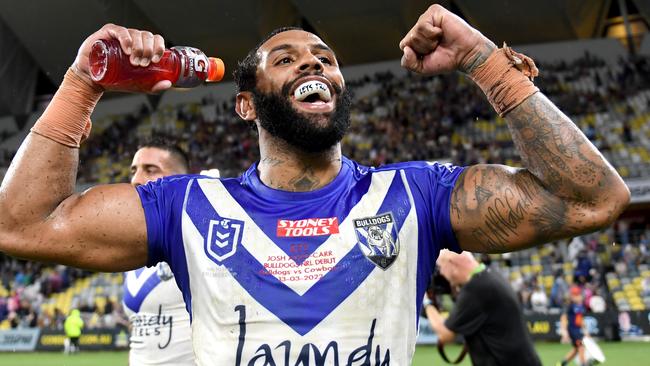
[
  {"left": 400, "top": 5, "right": 630, "bottom": 252},
  {"left": 450, "top": 92, "right": 629, "bottom": 252}
]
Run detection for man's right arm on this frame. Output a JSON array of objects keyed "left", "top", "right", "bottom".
[
  {"left": 0, "top": 134, "right": 148, "bottom": 271},
  {"left": 0, "top": 24, "right": 168, "bottom": 271}
]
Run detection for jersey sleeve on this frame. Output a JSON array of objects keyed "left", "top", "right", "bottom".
[
  {"left": 403, "top": 161, "right": 465, "bottom": 253},
  {"left": 136, "top": 176, "right": 189, "bottom": 267}
]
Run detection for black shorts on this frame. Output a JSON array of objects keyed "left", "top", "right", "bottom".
[
  {"left": 569, "top": 331, "right": 583, "bottom": 347},
  {"left": 69, "top": 337, "right": 80, "bottom": 347}
]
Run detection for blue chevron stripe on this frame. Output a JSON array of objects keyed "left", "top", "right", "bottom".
[
  {"left": 183, "top": 171, "right": 411, "bottom": 335},
  {"left": 123, "top": 268, "right": 162, "bottom": 313}
]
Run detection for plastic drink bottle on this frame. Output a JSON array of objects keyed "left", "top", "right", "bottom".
[{"left": 89, "top": 39, "right": 225, "bottom": 92}]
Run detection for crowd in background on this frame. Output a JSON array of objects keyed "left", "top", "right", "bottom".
[
  {"left": 1, "top": 254, "right": 81, "bottom": 328},
  {"left": 1, "top": 51, "right": 650, "bottom": 329},
  {"left": 0, "top": 52, "right": 648, "bottom": 178},
  {"left": 494, "top": 220, "right": 650, "bottom": 315},
  {"left": 70, "top": 52, "right": 650, "bottom": 181}
]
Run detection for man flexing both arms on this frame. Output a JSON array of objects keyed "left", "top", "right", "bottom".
[{"left": 0, "top": 4, "right": 629, "bottom": 365}]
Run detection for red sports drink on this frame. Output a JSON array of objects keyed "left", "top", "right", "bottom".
[{"left": 89, "top": 39, "right": 225, "bottom": 93}]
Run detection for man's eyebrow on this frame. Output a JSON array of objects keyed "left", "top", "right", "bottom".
[
  {"left": 312, "top": 43, "right": 333, "bottom": 53},
  {"left": 131, "top": 163, "right": 160, "bottom": 172},
  {"left": 268, "top": 43, "right": 333, "bottom": 55},
  {"left": 268, "top": 44, "right": 293, "bottom": 55},
  {"left": 142, "top": 163, "right": 160, "bottom": 170}
]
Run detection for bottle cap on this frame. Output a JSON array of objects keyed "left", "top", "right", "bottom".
[{"left": 207, "top": 57, "right": 225, "bottom": 82}]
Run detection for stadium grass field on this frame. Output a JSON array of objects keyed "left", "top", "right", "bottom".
[{"left": 0, "top": 342, "right": 647, "bottom": 365}]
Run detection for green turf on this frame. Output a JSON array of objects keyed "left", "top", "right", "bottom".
[
  {"left": 0, "top": 342, "right": 647, "bottom": 365},
  {"left": 412, "top": 341, "right": 649, "bottom": 365},
  {"left": 0, "top": 351, "right": 127, "bottom": 366}
]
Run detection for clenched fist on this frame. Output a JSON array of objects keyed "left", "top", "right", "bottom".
[{"left": 399, "top": 4, "right": 496, "bottom": 76}]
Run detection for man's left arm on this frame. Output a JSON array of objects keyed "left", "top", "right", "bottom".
[
  {"left": 400, "top": 5, "right": 630, "bottom": 252},
  {"left": 423, "top": 301, "right": 456, "bottom": 344},
  {"left": 450, "top": 91, "right": 629, "bottom": 252},
  {"left": 560, "top": 312, "right": 570, "bottom": 343}
]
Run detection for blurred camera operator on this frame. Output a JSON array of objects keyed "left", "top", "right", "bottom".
[{"left": 423, "top": 249, "right": 541, "bottom": 366}]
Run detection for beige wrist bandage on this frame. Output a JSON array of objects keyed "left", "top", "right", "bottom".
[
  {"left": 31, "top": 68, "right": 103, "bottom": 148},
  {"left": 471, "top": 43, "right": 539, "bottom": 117}
]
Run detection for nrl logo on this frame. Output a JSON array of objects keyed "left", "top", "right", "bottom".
[
  {"left": 353, "top": 212, "right": 400, "bottom": 270},
  {"left": 206, "top": 217, "right": 244, "bottom": 264}
]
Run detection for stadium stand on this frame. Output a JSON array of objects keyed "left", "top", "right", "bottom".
[
  {"left": 494, "top": 227, "right": 650, "bottom": 315},
  {"left": 0, "top": 253, "right": 126, "bottom": 331},
  {"left": 66, "top": 51, "right": 650, "bottom": 182}
]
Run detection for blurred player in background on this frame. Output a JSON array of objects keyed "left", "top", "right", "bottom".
[
  {"left": 63, "top": 308, "right": 84, "bottom": 354},
  {"left": 124, "top": 138, "right": 195, "bottom": 366},
  {"left": 558, "top": 286, "right": 590, "bottom": 366},
  {"left": 0, "top": 3, "right": 631, "bottom": 365},
  {"left": 424, "top": 250, "right": 541, "bottom": 365}
]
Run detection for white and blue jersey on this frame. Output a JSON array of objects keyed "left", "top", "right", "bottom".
[
  {"left": 137, "top": 157, "right": 463, "bottom": 366},
  {"left": 123, "top": 263, "right": 195, "bottom": 366}
]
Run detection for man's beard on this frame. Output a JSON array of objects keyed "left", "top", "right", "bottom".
[{"left": 252, "top": 78, "right": 352, "bottom": 153}]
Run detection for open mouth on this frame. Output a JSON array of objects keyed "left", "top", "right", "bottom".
[{"left": 291, "top": 78, "right": 335, "bottom": 112}]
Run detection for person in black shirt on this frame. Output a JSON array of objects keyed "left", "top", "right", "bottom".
[{"left": 424, "top": 250, "right": 541, "bottom": 366}]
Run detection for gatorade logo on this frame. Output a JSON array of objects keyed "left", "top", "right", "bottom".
[{"left": 277, "top": 218, "right": 339, "bottom": 237}]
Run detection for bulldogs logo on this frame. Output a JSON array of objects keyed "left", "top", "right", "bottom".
[{"left": 354, "top": 212, "right": 400, "bottom": 270}]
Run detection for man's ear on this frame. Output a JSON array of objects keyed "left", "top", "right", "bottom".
[{"left": 235, "top": 92, "right": 256, "bottom": 121}]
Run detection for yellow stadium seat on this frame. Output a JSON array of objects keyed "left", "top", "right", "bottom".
[
  {"left": 95, "top": 297, "right": 107, "bottom": 311},
  {"left": 0, "top": 320, "right": 10, "bottom": 330},
  {"left": 544, "top": 276, "right": 553, "bottom": 287}
]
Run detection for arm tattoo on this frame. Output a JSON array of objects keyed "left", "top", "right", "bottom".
[
  {"left": 507, "top": 93, "right": 612, "bottom": 197},
  {"left": 452, "top": 92, "right": 626, "bottom": 252},
  {"left": 454, "top": 167, "right": 567, "bottom": 251},
  {"left": 450, "top": 170, "right": 467, "bottom": 221},
  {"left": 462, "top": 42, "right": 497, "bottom": 75},
  {"left": 474, "top": 184, "right": 493, "bottom": 204}
]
